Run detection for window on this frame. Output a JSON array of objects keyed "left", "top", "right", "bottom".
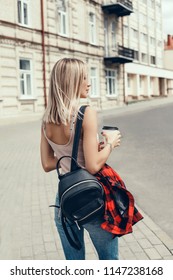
[
  {"left": 134, "top": 50, "right": 139, "bottom": 61},
  {"left": 89, "top": 12, "right": 96, "bottom": 44},
  {"left": 106, "top": 70, "right": 117, "bottom": 96},
  {"left": 141, "top": 33, "right": 147, "bottom": 43},
  {"left": 149, "top": 18, "right": 155, "bottom": 31},
  {"left": 111, "top": 21, "right": 116, "bottom": 49},
  {"left": 19, "top": 59, "right": 32, "bottom": 97},
  {"left": 17, "top": 0, "right": 30, "bottom": 26},
  {"left": 123, "top": 25, "right": 128, "bottom": 37},
  {"left": 127, "top": 74, "right": 131, "bottom": 88},
  {"left": 150, "top": 37, "right": 155, "bottom": 46},
  {"left": 104, "top": 18, "right": 108, "bottom": 55},
  {"left": 90, "top": 68, "right": 99, "bottom": 97},
  {"left": 56, "top": 0, "right": 68, "bottom": 35},
  {"left": 150, "top": 55, "right": 156, "bottom": 65},
  {"left": 141, "top": 53, "right": 148, "bottom": 63},
  {"left": 141, "top": 13, "right": 147, "bottom": 27},
  {"left": 131, "top": 8, "right": 138, "bottom": 21},
  {"left": 132, "top": 28, "right": 138, "bottom": 40},
  {"left": 149, "top": 0, "right": 155, "bottom": 8}
]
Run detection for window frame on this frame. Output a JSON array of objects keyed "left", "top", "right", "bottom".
[
  {"left": 56, "top": 0, "right": 68, "bottom": 36},
  {"left": 17, "top": 0, "right": 30, "bottom": 27},
  {"left": 58, "top": 9, "right": 68, "bottom": 36},
  {"left": 105, "top": 69, "right": 117, "bottom": 97},
  {"left": 150, "top": 55, "right": 156, "bottom": 65},
  {"left": 19, "top": 58, "right": 33, "bottom": 98},
  {"left": 89, "top": 12, "right": 97, "bottom": 45},
  {"left": 111, "top": 21, "right": 117, "bottom": 49}
]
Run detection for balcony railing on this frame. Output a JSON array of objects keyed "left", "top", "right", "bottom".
[
  {"left": 102, "top": 0, "right": 133, "bottom": 17},
  {"left": 104, "top": 45, "right": 134, "bottom": 64}
]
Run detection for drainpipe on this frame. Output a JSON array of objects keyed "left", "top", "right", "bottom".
[{"left": 40, "top": 0, "right": 47, "bottom": 108}]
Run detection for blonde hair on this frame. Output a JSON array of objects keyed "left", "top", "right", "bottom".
[{"left": 43, "top": 58, "right": 87, "bottom": 125}]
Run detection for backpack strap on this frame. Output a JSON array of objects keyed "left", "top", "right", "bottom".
[
  {"left": 61, "top": 215, "right": 82, "bottom": 250},
  {"left": 71, "top": 105, "right": 88, "bottom": 171},
  {"left": 49, "top": 205, "right": 82, "bottom": 250}
]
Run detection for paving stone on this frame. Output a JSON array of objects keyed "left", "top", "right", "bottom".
[
  {"left": 144, "top": 248, "right": 162, "bottom": 260},
  {"left": 33, "top": 244, "right": 45, "bottom": 256},
  {"left": 142, "top": 216, "right": 161, "bottom": 232},
  {"left": 134, "top": 251, "right": 149, "bottom": 260},
  {"left": 45, "top": 242, "right": 57, "bottom": 253},
  {"left": 120, "top": 246, "right": 136, "bottom": 260},
  {"left": 54, "top": 238, "right": 63, "bottom": 251},
  {"left": 47, "top": 252, "right": 60, "bottom": 260},
  {"left": 163, "top": 255, "right": 173, "bottom": 260},
  {"left": 86, "top": 253, "right": 98, "bottom": 260},
  {"left": 20, "top": 246, "right": 33, "bottom": 258},
  {"left": 154, "top": 244, "right": 172, "bottom": 257},
  {"left": 132, "top": 229, "right": 145, "bottom": 239},
  {"left": 155, "top": 230, "right": 173, "bottom": 250},
  {"left": 57, "top": 250, "right": 65, "bottom": 260},
  {"left": 34, "top": 254, "right": 47, "bottom": 260},
  {"left": 128, "top": 241, "right": 143, "bottom": 253},
  {"left": 123, "top": 234, "right": 136, "bottom": 243},
  {"left": 119, "top": 237, "right": 127, "bottom": 246},
  {"left": 147, "top": 235, "right": 162, "bottom": 245},
  {"left": 138, "top": 238, "right": 153, "bottom": 249},
  {"left": 43, "top": 233, "right": 55, "bottom": 242}
]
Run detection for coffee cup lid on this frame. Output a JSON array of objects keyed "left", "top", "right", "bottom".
[{"left": 102, "top": 126, "right": 119, "bottom": 130}]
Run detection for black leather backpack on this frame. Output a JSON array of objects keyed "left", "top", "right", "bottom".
[{"left": 51, "top": 105, "right": 105, "bottom": 250}]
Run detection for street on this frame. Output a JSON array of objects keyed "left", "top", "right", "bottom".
[
  {"left": 102, "top": 102, "right": 173, "bottom": 240},
  {"left": 0, "top": 99, "right": 173, "bottom": 259}
]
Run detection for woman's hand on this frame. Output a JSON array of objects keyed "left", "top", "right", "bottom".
[
  {"left": 101, "top": 130, "right": 121, "bottom": 149},
  {"left": 98, "top": 141, "right": 105, "bottom": 151}
]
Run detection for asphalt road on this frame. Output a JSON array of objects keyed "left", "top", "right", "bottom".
[{"left": 101, "top": 102, "right": 173, "bottom": 240}]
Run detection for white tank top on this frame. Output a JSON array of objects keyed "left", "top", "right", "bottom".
[{"left": 43, "top": 114, "right": 85, "bottom": 173}]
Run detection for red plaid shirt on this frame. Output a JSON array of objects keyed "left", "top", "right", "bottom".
[{"left": 95, "top": 164, "right": 143, "bottom": 236}]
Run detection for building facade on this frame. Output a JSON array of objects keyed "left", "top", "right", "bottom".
[
  {"left": 164, "top": 35, "right": 173, "bottom": 70},
  {"left": 124, "top": 0, "right": 173, "bottom": 101},
  {"left": 0, "top": 0, "right": 173, "bottom": 118}
]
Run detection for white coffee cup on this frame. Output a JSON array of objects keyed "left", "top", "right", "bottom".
[{"left": 102, "top": 126, "right": 119, "bottom": 144}]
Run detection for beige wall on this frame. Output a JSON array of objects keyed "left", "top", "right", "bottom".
[
  {"left": 0, "top": 0, "right": 173, "bottom": 118},
  {"left": 164, "top": 50, "right": 173, "bottom": 70}
]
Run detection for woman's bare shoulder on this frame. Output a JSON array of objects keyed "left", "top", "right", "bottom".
[
  {"left": 83, "top": 106, "right": 97, "bottom": 128},
  {"left": 84, "top": 106, "right": 97, "bottom": 118}
]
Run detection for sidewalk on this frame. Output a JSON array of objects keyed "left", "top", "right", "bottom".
[{"left": 0, "top": 96, "right": 173, "bottom": 260}]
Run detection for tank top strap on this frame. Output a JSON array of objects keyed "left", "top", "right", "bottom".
[
  {"left": 42, "top": 114, "right": 76, "bottom": 145},
  {"left": 70, "top": 112, "right": 77, "bottom": 132},
  {"left": 42, "top": 121, "right": 48, "bottom": 140}
]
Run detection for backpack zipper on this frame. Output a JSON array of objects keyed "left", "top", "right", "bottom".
[
  {"left": 77, "top": 202, "right": 104, "bottom": 223},
  {"left": 73, "top": 201, "right": 104, "bottom": 231},
  {"left": 75, "top": 220, "right": 81, "bottom": 230},
  {"left": 60, "top": 179, "right": 103, "bottom": 203}
]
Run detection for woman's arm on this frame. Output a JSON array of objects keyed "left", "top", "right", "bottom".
[
  {"left": 82, "top": 107, "right": 121, "bottom": 174},
  {"left": 40, "top": 127, "right": 58, "bottom": 172}
]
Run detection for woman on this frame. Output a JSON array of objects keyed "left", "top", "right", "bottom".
[{"left": 40, "top": 58, "right": 121, "bottom": 260}]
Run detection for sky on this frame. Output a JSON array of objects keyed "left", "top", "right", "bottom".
[{"left": 162, "top": 0, "right": 173, "bottom": 38}]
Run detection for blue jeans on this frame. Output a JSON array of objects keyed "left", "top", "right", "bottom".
[{"left": 54, "top": 193, "right": 119, "bottom": 260}]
